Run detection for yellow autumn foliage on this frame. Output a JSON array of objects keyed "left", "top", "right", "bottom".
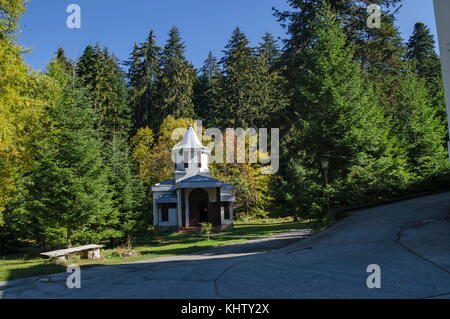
[
  {"left": 0, "top": 37, "right": 57, "bottom": 225},
  {"left": 131, "top": 116, "right": 194, "bottom": 185}
]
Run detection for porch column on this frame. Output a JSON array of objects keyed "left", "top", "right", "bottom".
[
  {"left": 184, "top": 189, "right": 189, "bottom": 227},
  {"left": 153, "top": 194, "right": 157, "bottom": 226},
  {"left": 177, "top": 189, "right": 182, "bottom": 227}
]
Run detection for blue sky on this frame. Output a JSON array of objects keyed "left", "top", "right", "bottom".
[{"left": 18, "top": 0, "right": 439, "bottom": 71}]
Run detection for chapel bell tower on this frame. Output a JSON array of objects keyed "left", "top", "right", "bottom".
[{"left": 172, "top": 125, "right": 211, "bottom": 182}]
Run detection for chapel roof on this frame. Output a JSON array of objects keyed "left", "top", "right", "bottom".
[{"left": 172, "top": 125, "right": 210, "bottom": 151}]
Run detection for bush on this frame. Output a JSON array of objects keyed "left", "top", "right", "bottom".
[{"left": 199, "top": 223, "right": 213, "bottom": 240}]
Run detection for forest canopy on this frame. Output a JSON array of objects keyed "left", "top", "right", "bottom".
[{"left": 0, "top": 0, "right": 449, "bottom": 252}]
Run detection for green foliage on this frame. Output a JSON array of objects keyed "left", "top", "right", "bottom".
[
  {"left": 199, "top": 222, "right": 213, "bottom": 240},
  {"left": 24, "top": 60, "right": 119, "bottom": 248},
  {"left": 131, "top": 116, "right": 193, "bottom": 185},
  {"left": 0, "top": 0, "right": 26, "bottom": 38},
  {"left": 0, "top": 35, "right": 56, "bottom": 226},
  {"left": 212, "top": 161, "right": 274, "bottom": 219},
  {"left": 193, "top": 51, "right": 222, "bottom": 128},
  {"left": 77, "top": 44, "right": 132, "bottom": 141},
  {"left": 257, "top": 32, "right": 281, "bottom": 68},
  {"left": 3, "top": 1, "right": 450, "bottom": 254},
  {"left": 279, "top": 8, "right": 408, "bottom": 218},
  {"left": 276, "top": 0, "right": 406, "bottom": 116},
  {"left": 391, "top": 65, "right": 448, "bottom": 180},
  {"left": 103, "top": 136, "right": 149, "bottom": 239},
  {"left": 126, "top": 31, "right": 161, "bottom": 131},
  {"left": 77, "top": 44, "right": 147, "bottom": 242},
  {"left": 406, "top": 22, "right": 442, "bottom": 82},
  {"left": 406, "top": 22, "right": 447, "bottom": 123},
  {"left": 214, "top": 27, "right": 288, "bottom": 129},
  {"left": 155, "top": 27, "right": 195, "bottom": 127}
]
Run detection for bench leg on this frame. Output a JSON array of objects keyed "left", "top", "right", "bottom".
[{"left": 88, "top": 249, "right": 101, "bottom": 260}]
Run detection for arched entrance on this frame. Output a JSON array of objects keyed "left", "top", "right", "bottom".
[{"left": 189, "top": 189, "right": 209, "bottom": 226}]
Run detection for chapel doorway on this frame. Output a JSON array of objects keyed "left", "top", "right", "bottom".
[{"left": 189, "top": 189, "right": 209, "bottom": 226}]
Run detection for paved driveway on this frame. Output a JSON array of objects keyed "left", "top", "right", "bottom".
[{"left": 1, "top": 192, "right": 450, "bottom": 298}]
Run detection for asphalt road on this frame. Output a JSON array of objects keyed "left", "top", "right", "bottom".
[{"left": 1, "top": 192, "right": 450, "bottom": 299}]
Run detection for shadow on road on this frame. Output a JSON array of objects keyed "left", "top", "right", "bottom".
[{"left": 0, "top": 229, "right": 311, "bottom": 298}]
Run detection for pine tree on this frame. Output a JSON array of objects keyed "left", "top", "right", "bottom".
[
  {"left": 407, "top": 22, "right": 441, "bottom": 81},
  {"left": 276, "top": 1, "right": 406, "bottom": 114},
  {"left": 126, "top": 31, "right": 161, "bottom": 131},
  {"left": 392, "top": 65, "right": 448, "bottom": 180},
  {"left": 284, "top": 9, "right": 406, "bottom": 217},
  {"left": 218, "top": 27, "right": 288, "bottom": 129},
  {"left": 218, "top": 27, "right": 260, "bottom": 128},
  {"left": 77, "top": 44, "right": 132, "bottom": 141},
  {"left": 255, "top": 34, "right": 289, "bottom": 128},
  {"left": 77, "top": 44, "right": 102, "bottom": 106},
  {"left": 26, "top": 59, "right": 118, "bottom": 247},
  {"left": 406, "top": 22, "right": 447, "bottom": 121},
  {"left": 257, "top": 32, "right": 280, "bottom": 68},
  {"left": 78, "top": 44, "right": 148, "bottom": 241},
  {"left": 193, "top": 51, "right": 222, "bottom": 127},
  {"left": 55, "top": 48, "right": 74, "bottom": 74},
  {"left": 155, "top": 27, "right": 195, "bottom": 128},
  {"left": 103, "top": 136, "right": 148, "bottom": 240},
  {"left": 201, "top": 51, "right": 221, "bottom": 81},
  {"left": 275, "top": 0, "right": 403, "bottom": 65}
]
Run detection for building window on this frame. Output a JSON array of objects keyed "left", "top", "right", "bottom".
[
  {"left": 224, "top": 203, "right": 230, "bottom": 220},
  {"left": 184, "top": 150, "right": 189, "bottom": 166},
  {"left": 161, "top": 203, "right": 176, "bottom": 222},
  {"left": 184, "top": 163, "right": 189, "bottom": 168},
  {"left": 161, "top": 206, "right": 169, "bottom": 222}
]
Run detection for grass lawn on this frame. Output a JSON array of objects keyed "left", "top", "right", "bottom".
[{"left": 0, "top": 220, "right": 313, "bottom": 282}]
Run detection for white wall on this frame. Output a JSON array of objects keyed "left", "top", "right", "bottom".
[
  {"left": 221, "top": 206, "right": 233, "bottom": 225},
  {"left": 158, "top": 207, "right": 178, "bottom": 227}
]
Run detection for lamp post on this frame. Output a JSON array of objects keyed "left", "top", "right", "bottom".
[{"left": 320, "top": 157, "right": 333, "bottom": 222}]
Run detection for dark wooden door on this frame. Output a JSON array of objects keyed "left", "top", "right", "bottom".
[{"left": 189, "top": 189, "right": 209, "bottom": 226}]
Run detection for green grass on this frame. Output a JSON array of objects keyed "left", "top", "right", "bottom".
[
  {"left": 0, "top": 256, "right": 66, "bottom": 282},
  {"left": 0, "top": 220, "right": 313, "bottom": 282}
]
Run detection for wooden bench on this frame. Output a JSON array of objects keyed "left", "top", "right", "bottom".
[{"left": 40, "top": 245, "right": 103, "bottom": 263}]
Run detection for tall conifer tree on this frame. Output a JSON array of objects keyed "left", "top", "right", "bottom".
[
  {"left": 155, "top": 27, "right": 195, "bottom": 128},
  {"left": 280, "top": 8, "right": 406, "bottom": 218},
  {"left": 392, "top": 66, "right": 448, "bottom": 180},
  {"left": 26, "top": 57, "right": 118, "bottom": 247},
  {"left": 126, "top": 31, "right": 161, "bottom": 131},
  {"left": 77, "top": 44, "right": 132, "bottom": 140},
  {"left": 193, "top": 51, "right": 222, "bottom": 127},
  {"left": 406, "top": 22, "right": 447, "bottom": 121}
]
